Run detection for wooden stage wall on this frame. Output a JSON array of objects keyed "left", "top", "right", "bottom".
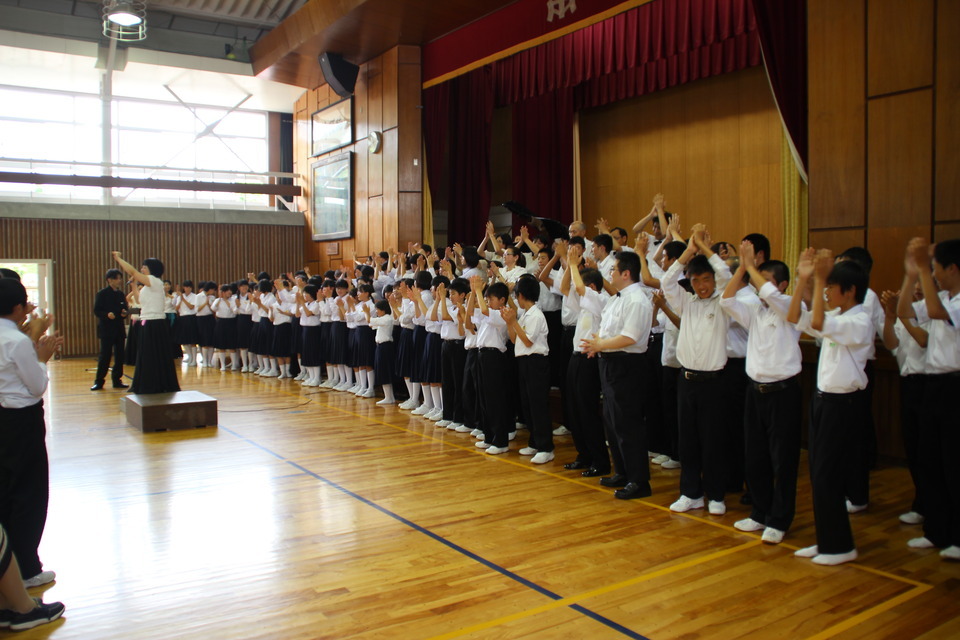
[
  {"left": 578, "top": 65, "right": 783, "bottom": 255},
  {"left": 808, "top": 0, "right": 960, "bottom": 294},
  {"left": 0, "top": 217, "right": 302, "bottom": 357},
  {"left": 294, "top": 45, "right": 423, "bottom": 273}
]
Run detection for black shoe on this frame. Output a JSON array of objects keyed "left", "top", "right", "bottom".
[
  {"left": 90, "top": 383, "right": 104, "bottom": 391},
  {"left": 615, "top": 482, "right": 652, "bottom": 500},
  {"left": 564, "top": 460, "right": 591, "bottom": 470},
  {"left": 599, "top": 474, "right": 627, "bottom": 488},
  {"left": 7, "top": 601, "right": 65, "bottom": 631},
  {"left": 581, "top": 467, "right": 611, "bottom": 478},
  {"left": 112, "top": 381, "right": 129, "bottom": 389}
]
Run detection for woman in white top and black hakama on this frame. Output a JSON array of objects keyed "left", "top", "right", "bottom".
[{"left": 111, "top": 252, "right": 180, "bottom": 394}]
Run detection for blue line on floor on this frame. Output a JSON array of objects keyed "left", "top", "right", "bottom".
[{"left": 222, "top": 426, "right": 649, "bottom": 640}]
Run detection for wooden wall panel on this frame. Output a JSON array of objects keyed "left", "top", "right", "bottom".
[
  {"left": 868, "top": 225, "right": 929, "bottom": 293},
  {"left": 936, "top": 0, "right": 960, "bottom": 222},
  {"left": 294, "top": 46, "right": 422, "bottom": 272},
  {"left": 867, "top": 0, "right": 934, "bottom": 97},
  {"left": 579, "top": 66, "right": 782, "bottom": 258},
  {"left": 808, "top": 0, "right": 865, "bottom": 229},
  {"left": 935, "top": 222, "right": 960, "bottom": 242},
  {"left": 0, "top": 218, "right": 302, "bottom": 357},
  {"left": 808, "top": 228, "right": 866, "bottom": 256},
  {"left": 867, "top": 90, "right": 933, "bottom": 229}
]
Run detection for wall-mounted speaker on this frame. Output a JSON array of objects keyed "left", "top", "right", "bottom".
[{"left": 319, "top": 52, "right": 359, "bottom": 98}]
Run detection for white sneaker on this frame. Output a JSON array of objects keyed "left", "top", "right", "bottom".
[
  {"left": 278, "top": 373, "right": 290, "bottom": 380},
  {"left": 263, "top": 371, "right": 279, "bottom": 378},
  {"left": 295, "top": 372, "right": 306, "bottom": 381},
  {"left": 334, "top": 382, "right": 352, "bottom": 391},
  {"left": 486, "top": 446, "right": 509, "bottom": 455},
  {"left": 22, "top": 571, "right": 55, "bottom": 588},
  {"left": 303, "top": 379, "right": 319, "bottom": 387},
  {"left": 398, "top": 399, "right": 417, "bottom": 410},
  {"left": 552, "top": 425, "right": 571, "bottom": 436},
  {"left": 412, "top": 404, "right": 431, "bottom": 416},
  {"left": 362, "top": 389, "right": 376, "bottom": 398},
  {"left": 220, "top": 366, "right": 228, "bottom": 372},
  {"left": 761, "top": 528, "right": 785, "bottom": 544},
  {"left": 470, "top": 429, "right": 483, "bottom": 437},
  {"left": 651, "top": 454, "right": 670, "bottom": 465},
  {"left": 455, "top": 424, "right": 472, "bottom": 433},
  {"left": 660, "top": 459, "right": 681, "bottom": 469},
  {"left": 531, "top": 451, "right": 555, "bottom": 464},
  {"left": 648, "top": 451, "right": 661, "bottom": 458},
  {"left": 670, "top": 495, "right": 705, "bottom": 513},
  {"left": 907, "top": 537, "right": 935, "bottom": 549},
  {"left": 708, "top": 500, "right": 726, "bottom": 515},
  {"left": 437, "top": 420, "right": 451, "bottom": 428},
  {"left": 518, "top": 447, "right": 537, "bottom": 456},
  {"left": 812, "top": 549, "right": 858, "bottom": 566},
  {"left": 846, "top": 499, "right": 867, "bottom": 514},
  {"left": 899, "top": 511, "right": 924, "bottom": 525},
  {"left": 376, "top": 398, "right": 396, "bottom": 405},
  {"left": 508, "top": 431, "right": 516, "bottom": 441},
  {"left": 474, "top": 431, "right": 485, "bottom": 439},
  {"left": 794, "top": 545, "right": 819, "bottom": 558},
  {"left": 427, "top": 409, "right": 443, "bottom": 421},
  {"left": 515, "top": 422, "right": 527, "bottom": 430},
  {"left": 347, "top": 384, "right": 361, "bottom": 394},
  {"left": 475, "top": 441, "right": 491, "bottom": 449},
  {"left": 321, "top": 379, "right": 336, "bottom": 388},
  {"left": 354, "top": 387, "right": 366, "bottom": 396},
  {"left": 940, "top": 546, "right": 960, "bottom": 560},
  {"left": 734, "top": 518, "right": 765, "bottom": 532}
]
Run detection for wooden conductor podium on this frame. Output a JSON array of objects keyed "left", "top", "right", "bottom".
[{"left": 122, "top": 391, "right": 218, "bottom": 433}]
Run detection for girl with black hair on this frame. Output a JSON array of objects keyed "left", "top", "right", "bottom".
[
  {"left": 235, "top": 280, "right": 254, "bottom": 372},
  {"left": 196, "top": 282, "right": 217, "bottom": 368},
  {"left": 330, "top": 280, "right": 354, "bottom": 390},
  {"left": 318, "top": 279, "right": 337, "bottom": 387},
  {"left": 175, "top": 280, "right": 199, "bottom": 366},
  {"left": 211, "top": 284, "right": 238, "bottom": 371},
  {"left": 297, "top": 284, "right": 322, "bottom": 386},
  {"left": 270, "top": 278, "right": 296, "bottom": 379},
  {"left": 348, "top": 283, "right": 377, "bottom": 397},
  {"left": 251, "top": 279, "right": 278, "bottom": 376},
  {"left": 110, "top": 252, "right": 180, "bottom": 394}
]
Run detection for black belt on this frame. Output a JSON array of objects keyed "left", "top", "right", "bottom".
[
  {"left": 599, "top": 351, "right": 638, "bottom": 359},
  {"left": 478, "top": 347, "right": 503, "bottom": 353},
  {"left": 751, "top": 375, "right": 799, "bottom": 394},
  {"left": 682, "top": 368, "right": 721, "bottom": 381}
]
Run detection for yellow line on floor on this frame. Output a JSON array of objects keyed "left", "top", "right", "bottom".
[
  {"left": 802, "top": 584, "right": 933, "bottom": 640},
  {"left": 426, "top": 540, "right": 762, "bottom": 640}
]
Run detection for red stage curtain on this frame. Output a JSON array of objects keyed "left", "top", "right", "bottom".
[
  {"left": 511, "top": 88, "right": 575, "bottom": 226},
  {"left": 749, "top": 0, "right": 807, "bottom": 174},
  {"left": 447, "top": 67, "right": 495, "bottom": 246},
  {"left": 422, "top": 83, "right": 450, "bottom": 197}
]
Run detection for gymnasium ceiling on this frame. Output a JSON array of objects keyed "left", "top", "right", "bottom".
[{"left": 0, "top": 0, "right": 519, "bottom": 87}]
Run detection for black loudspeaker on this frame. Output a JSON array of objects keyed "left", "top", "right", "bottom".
[{"left": 319, "top": 52, "right": 359, "bottom": 98}]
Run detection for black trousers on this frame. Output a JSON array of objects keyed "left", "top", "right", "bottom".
[
  {"left": 744, "top": 377, "right": 802, "bottom": 532},
  {"left": 0, "top": 402, "right": 49, "bottom": 579},
  {"left": 565, "top": 353, "right": 607, "bottom": 469},
  {"left": 899, "top": 374, "right": 926, "bottom": 516},
  {"left": 661, "top": 366, "right": 680, "bottom": 460},
  {"left": 543, "top": 309, "right": 563, "bottom": 387},
  {"left": 809, "top": 390, "right": 865, "bottom": 554},
  {"left": 518, "top": 355, "right": 553, "bottom": 452},
  {"left": 918, "top": 374, "right": 960, "bottom": 548},
  {"left": 677, "top": 372, "right": 727, "bottom": 502},
  {"left": 845, "top": 360, "right": 878, "bottom": 506},
  {"left": 95, "top": 334, "right": 125, "bottom": 384},
  {"left": 722, "top": 357, "right": 748, "bottom": 492},
  {"left": 556, "top": 325, "right": 576, "bottom": 429},
  {"left": 461, "top": 349, "right": 482, "bottom": 431},
  {"left": 441, "top": 340, "right": 467, "bottom": 423},
  {"left": 479, "top": 349, "right": 512, "bottom": 447},
  {"left": 643, "top": 334, "right": 665, "bottom": 455},
  {"left": 599, "top": 353, "right": 650, "bottom": 489}
]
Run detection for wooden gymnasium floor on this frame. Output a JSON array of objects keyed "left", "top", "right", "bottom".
[{"left": 15, "top": 358, "right": 960, "bottom": 640}]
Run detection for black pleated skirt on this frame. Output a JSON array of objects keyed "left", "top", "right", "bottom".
[
  {"left": 214, "top": 317, "right": 238, "bottom": 350},
  {"left": 353, "top": 326, "right": 376, "bottom": 368},
  {"left": 175, "top": 314, "right": 200, "bottom": 345},
  {"left": 301, "top": 324, "right": 322, "bottom": 366},
  {"left": 252, "top": 318, "right": 273, "bottom": 355},
  {"left": 131, "top": 318, "right": 181, "bottom": 394},
  {"left": 124, "top": 318, "right": 141, "bottom": 366},
  {"left": 290, "top": 317, "right": 302, "bottom": 356},
  {"left": 422, "top": 332, "right": 443, "bottom": 384},
  {"left": 237, "top": 314, "right": 253, "bottom": 349},
  {"left": 197, "top": 315, "right": 216, "bottom": 347},
  {"left": 319, "top": 322, "right": 332, "bottom": 363},
  {"left": 329, "top": 322, "right": 349, "bottom": 365},
  {"left": 410, "top": 325, "right": 428, "bottom": 382},
  {"left": 270, "top": 322, "right": 292, "bottom": 358},
  {"left": 374, "top": 340, "right": 396, "bottom": 387}
]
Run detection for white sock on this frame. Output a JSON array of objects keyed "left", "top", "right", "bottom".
[
  {"left": 312, "top": 366, "right": 321, "bottom": 381},
  {"left": 203, "top": 347, "right": 213, "bottom": 364},
  {"left": 269, "top": 358, "right": 279, "bottom": 374},
  {"left": 431, "top": 386, "right": 443, "bottom": 413},
  {"left": 189, "top": 345, "right": 198, "bottom": 363},
  {"left": 404, "top": 378, "right": 413, "bottom": 397},
  {"left": 366, "top": 370, "right": 376, "bottom": 390},
  {"left": 233, "top": 350, "right": 241, "bottom": 367},
  {"left": 420, "top": 391, "right": 434, "bottom": 410},
  {"left": 410, "top": 382, "right": 421, "bottom": 404},
  {"left": 382, "top": 384, "right": 395, "bottom": 403},
  {"left": 342, "top": 367, "right": 353, "bottom": 386},
  {"left": 327, "top": 365, "right": 338, "bottom": 383}
]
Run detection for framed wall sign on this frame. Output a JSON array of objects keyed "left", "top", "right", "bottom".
[
  {"left": 311, "top": 97, "right": 353, "bottom": 157},
  {"left": 311, "top": 152, "right": 352, "bottom": 242}
]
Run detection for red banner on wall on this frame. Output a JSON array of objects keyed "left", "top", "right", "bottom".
[{"left": 423, "top": 0, "right": 641, "bottom": 84}]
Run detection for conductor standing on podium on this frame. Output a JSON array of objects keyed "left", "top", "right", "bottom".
[
  {"left": 111, "top": 252, "right": 180, "bottom": 395},
  {"left": 91, "top": 268, "right": 128, "bottom": 391}
]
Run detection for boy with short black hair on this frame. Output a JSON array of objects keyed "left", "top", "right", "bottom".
[
  {"left": 788, "top": 249, "right": 873, "bottom": 566},
  {"left": 720, "top": 243, "right": 803, "bottom": 544},
  {"left": 661, "top": 224, "right": 733, "bottom": 515},
  {"left": 897, "top": 237, "right": 960, "bottom": 561},
  {"left": 436, "top": 278, "right": 469, "bottom": 430}
]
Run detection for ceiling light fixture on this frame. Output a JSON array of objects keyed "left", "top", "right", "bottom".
[{"left": 102, "top": 1, "right": 147, "bottom": 41}]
